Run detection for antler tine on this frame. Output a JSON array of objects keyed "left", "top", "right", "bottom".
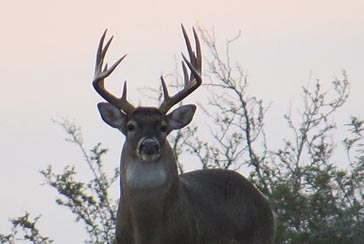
[
  {"left": 159, "top": 25, "right": 202, "bottom": 114},
  {"left": 181, "top": 61, "right": 189, "bottom": 87},
  {"left": 193, "top": 27, "right": 202, "bottom": 74},
  {"left": 160, "top": 75, "right": 170, "bottom": 99},
  {"left": 93, "top": 30, "right": 135, "bottom": 115}
]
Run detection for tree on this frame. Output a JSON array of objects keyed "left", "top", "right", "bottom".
[
  {"left": 0, "top": 213, "right": 53, "bottom": 244},
  {"left": 191, "top": 27, "right": 363, "bottom": 243},
  {"left": 1, "top": 28, "right": 363, "bottom": 244},
  {"left": 1, "top": 120, "right": 119, "bottom": 244},
  {"left": 41, "top": 120, "right": 119, "bottom": 244}
]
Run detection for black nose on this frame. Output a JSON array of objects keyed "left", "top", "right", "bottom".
[{"left": 139, "top": 138, "right": 160, "bottom": 155}]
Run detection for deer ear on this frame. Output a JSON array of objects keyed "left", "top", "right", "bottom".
[
  {"left": 167, "top": 104, "right": 196, "bottom": 131},
  {"left": 97, "top": 102, "right": 127, "bottom": 132}
]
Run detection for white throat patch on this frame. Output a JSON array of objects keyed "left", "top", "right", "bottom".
[{"left": 125, "top": 161, "right": 167, "bottom": 189}]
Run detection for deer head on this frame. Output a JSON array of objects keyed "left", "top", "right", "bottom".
[{"left": 92, "top": 25, "right": 201, "bottom": 164}]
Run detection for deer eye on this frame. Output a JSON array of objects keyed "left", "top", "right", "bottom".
[
  {"left": 126, "top": 122, "right": 136, "bottom": 132},
  {"left": 160, "top": 123, "right": 168, "bottom": 133}
]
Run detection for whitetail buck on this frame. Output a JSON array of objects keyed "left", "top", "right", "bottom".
[{"left": 92, "top": 25, "right": 274, "bottom": 244}]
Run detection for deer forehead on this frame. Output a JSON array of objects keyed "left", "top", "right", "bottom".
[{"left": 128, "top": 107, "right": 166, "bottom": 125}]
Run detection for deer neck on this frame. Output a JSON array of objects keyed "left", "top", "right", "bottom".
[
  {"left": 120, "top": 144, "right": 180, "bottom": 244},
  {"left": 121, "top": 143, "right": 179, "bottom": 191}
]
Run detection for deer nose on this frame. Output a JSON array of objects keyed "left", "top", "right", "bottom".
[{"left": 138, "top": 137, "right": 160, "bottom": 155}]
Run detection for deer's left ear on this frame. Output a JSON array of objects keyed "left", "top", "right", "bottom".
[{"left": 167, "top": 104, "right": 196, "bottom": 132}]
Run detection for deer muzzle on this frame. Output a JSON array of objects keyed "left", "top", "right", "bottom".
[{"left": 137, "top": 137, "right": 161, "bottom": 161}]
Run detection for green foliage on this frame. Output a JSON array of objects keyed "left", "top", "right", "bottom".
[
  {"left": 264, "top": 78, "right": 364, "bottom": 244},
  {"left": 0, "top": 213, "right": 53, "bottom": 244},
  {"left": 40, "top": 120, "right": 119, "bottom": 244},
  {"left": 1, "top": 120, "right": 119, "bottom": 244},
  {"left": 193, "top": 28, "right": 364, "bottom": 243}
]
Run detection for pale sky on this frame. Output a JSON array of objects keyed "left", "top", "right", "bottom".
[{"left": 1, "top": 1, "right": 363, "bottom": 243}]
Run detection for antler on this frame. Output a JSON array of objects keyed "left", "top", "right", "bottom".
[
  {"left": 159, "top": 25, "right": 202, "bottom": 114},
  {"left": 93, "top": 29, "right": 135, "bottom": 115}
]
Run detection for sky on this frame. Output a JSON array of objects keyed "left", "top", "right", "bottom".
[{"left": 1, "top": 0, "right": 363, "bottom": 243}]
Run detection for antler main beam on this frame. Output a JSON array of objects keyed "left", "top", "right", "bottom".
[
  {"left": 92, "top": 30, "right": 135, "bottom": 115},
  {"left": 159, "top": 25, "right": 202, "bottom": 114}
]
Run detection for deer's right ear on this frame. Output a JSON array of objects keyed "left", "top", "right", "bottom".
[{"left": 97, "top": 102, "right": 127, "bottom": 132}]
